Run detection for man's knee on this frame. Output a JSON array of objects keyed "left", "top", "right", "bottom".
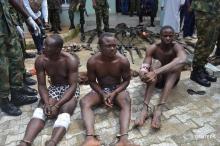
[
  {"left": 80, "top": 97, "right": 91, "bottom": 109},
  {"left": 60, "top": 97, "right": 78, "bottom": 115},
  {"left": 53, "top": 113, "right": 71, "bottom": 130},
  {"left": 117, "top": 92, "right": 131, "bottom": 106},
  {"left": 32, "top": 108, "right": 46, "bottom": 121}
]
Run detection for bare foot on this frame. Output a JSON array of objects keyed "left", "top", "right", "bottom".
[
  {"left": 115, "top": 137, "right": 139, "bottom": 146},
  {"left": 17, "top": 142, "right": 28, "bottom": 146},
  {"left": 133, "top": 104, "right": 151, "bottom": 127},
  {"left": 151, "top": 108, "right": 162, "bottom": 129},
  {"left": 45, "top": 139, "right": 56, "bottom": 146},
  {"left": 17, "top": 140, "right": 31, "bottom": 146},
  {"left": 82, "top": 136, "right": 101, "bottom": 146}
]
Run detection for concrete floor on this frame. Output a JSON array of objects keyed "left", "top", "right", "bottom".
[{"left": 0, "top": 14, "right": 220, "bottom": 146}]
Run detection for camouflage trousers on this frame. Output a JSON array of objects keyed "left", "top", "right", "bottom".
[
  {"left": 49, "top": 9, "right": 61, "bottom": 31},
  {"left": 68, "top": 9, "right": 75, "bottom": 27},
  {"left": 192, "top": 11, "right": 220, "bottom": 69},
  {"left": 0, "top": 33, "right": 24, "bottom": 101},
  {"left": 216, "top": 30, "right": 220, "bottom": 56},
  {"left": 94, "top": 5, "right": 109, "bottom": 33}
]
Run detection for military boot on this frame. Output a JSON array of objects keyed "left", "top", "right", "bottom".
[
  {"left": 21, "top": 85, "right": 38, "bottom": 96},
  {"left": 1, "top": 98, "right": 22, "bottom": 116},
  {"left": 24, "top": 76, "right": 37, "bottom": 86},
  {"left": 11, "top": 89, "right": 38, "bottom": 106},
  {"left": 202, "top": 68, "right": 217, "bottom": 82},
  {"left": 190, "top": 68, "right": 211, "bottom": 87}
]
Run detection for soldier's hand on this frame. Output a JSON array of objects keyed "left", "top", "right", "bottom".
[
  {"left": 26, "top": 17, "right": 41, "bottom": 36},
  {"left": 35, "top": 18, "right": 43, "bottom": 26},
  {"left": 16, "top": 26, "right": 24, "bottom": 39}
]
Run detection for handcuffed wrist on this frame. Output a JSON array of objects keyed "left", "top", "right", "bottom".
[{"left": 140, "top": 63, "right": 150, "bottom": 71}]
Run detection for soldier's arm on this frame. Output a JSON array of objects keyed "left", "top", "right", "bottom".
[
  {"left": 9, "top": 0, "right": 29, "bottom": 18},
  {"left": 35, "top": 56, "right": 50, "bottom": 105},
  {"left": 23, "top": 0, "right": 38, "bottom": 20},
  {"left": 154, "top": 43, "right": 187, "bottom": 75},
  {"left": 9, "top": 0, "right": 41, "bottom": 35},
  {"left": 42, "top": 0, "right": 48, "bottom": 23},
  {"left": 55, "top": 55, "right": 79, "bottom": 108}
]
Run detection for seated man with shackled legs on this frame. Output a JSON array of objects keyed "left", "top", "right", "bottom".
[
  {"left": 80, "top": 33, "right": 139, "bottom": 146},
  {"left": 18, "top": 34, "right": 80, "bottom": 146},
  {"left": 134, "top": 26, "right": 187, "bottom": 129}
]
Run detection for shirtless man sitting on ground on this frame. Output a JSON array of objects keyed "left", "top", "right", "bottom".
[
  {"left": 134, "top": 26, "right": 187, "bottom": 129},
  {"left": 80, "top": 33, "right": 138, "bottom": 146},
  {"left": 18, "top": 34, "right": 80, "bottom": 146}
]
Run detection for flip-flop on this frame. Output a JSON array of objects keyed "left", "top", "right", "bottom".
[{"left": 187, "top": 89, "right": 206, "bottom": 95}]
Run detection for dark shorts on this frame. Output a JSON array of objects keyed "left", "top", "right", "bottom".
[{"left": 155, "top": 75, "right": 180, "bottom": 89}]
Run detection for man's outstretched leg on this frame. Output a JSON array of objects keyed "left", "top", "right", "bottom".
[
  {"left": 134, "top": 81, "right": 156, "bottom": 127},
  {"left": 115, "top": 91, "right": 139, "bottom": 146},
  {"left": 151, "top": 71, "right": 180, "bottom": 129},
  {"left": 45, "top": 97, "right": 78, "bottom": 146},
  {"left": 80, "top": 92, "right": 102, "bottom": 146},
  {"left": 17, "top": 108, "right": 46, "bottom": 146}
]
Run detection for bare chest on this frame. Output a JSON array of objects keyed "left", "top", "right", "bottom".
[
  {"left": 96, "top": 61, "right": 122, "bottom": 77},
  {"left": 44, "top": 60, "right": 68, "bottom": 78},
  {"left": 154, "top": 49, "right": 176, "bottom": 64}
]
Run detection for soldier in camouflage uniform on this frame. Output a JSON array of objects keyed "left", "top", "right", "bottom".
[
  {"left": 129, "top": 0, "right": 138, "bottom": 17},
  {"left": 190, "top": 0, "right": 220, "bottom": 87},
  {"left": 9, "top": 5, "right": 38, "bottom": 91},
  {"left": 48, "top": 0, "right": 62, "bottom": 33},
  {"left": 68, "top": 0, "right": 79, "bottom": 30},
  {"left": 92, "top": 0, "right": 109, "bottom": 36},
  {"left": 0, "top": 0, "right": 40, "bottom": 116},
  {"left": 68, "top": 0, "right": 86, "bottom": 41}
]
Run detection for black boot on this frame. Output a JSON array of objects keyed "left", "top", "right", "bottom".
[
  {"left": 190, "top": 68, "right": 211, "bottom": 87},
  {"left": 202, "top": 68, "right": 217, "bottom": 82},
  {"left": 24, "top": 76, "right": 37, "bottom": 86},
  {"left": 1, "top": 98, "right": 22, "bottom": 116},
  {"left": 25, "top": 72, "right": 33, "bottom": 78},
  {"left": 21, "top": 85, "right": 38, "bottom": 96},
  {"left": 58, "top": 26, "right": 62, "bottom": 31},
  {"left": 11, "top": 89, "right": 38, "bottom": 106},
  {"left": 69, "top": 25, "right": 75, "bottom": 30},
  {"left": 80, "top": 33, "right": 85, "bottom": 42},
  {"left": 24, "top": 52, "right": 36, "bottom": 59}
]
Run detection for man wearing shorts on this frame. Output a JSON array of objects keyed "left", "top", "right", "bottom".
[{"left": 18, "top": 34, "right": 80, "bottom": 146}]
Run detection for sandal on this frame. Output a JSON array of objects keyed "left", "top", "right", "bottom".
[
  {"left": 187, "top": 89, "right": 206, "bottom": 95},
  {"left": 20, "top": 140, "right": 32, "bottom": 146}
]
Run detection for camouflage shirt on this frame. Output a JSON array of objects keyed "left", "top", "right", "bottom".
[
  {"left": 96, "top": 0, "right": 108, "bottom": 6},
  {"left": 0, "top": 0, "right": 16, "bottom": 36},
  {"left": 191, "top": 0, "right": 220, "bottom": 15},
  {"left": 47, "top": 0, "right": 61, "bottom": 9},
  {"left": 69, "top": 0, "right": 86, "bottom": 11},
  {"left": 69, "top": 0, "right": 80, "bottom": 11}
]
